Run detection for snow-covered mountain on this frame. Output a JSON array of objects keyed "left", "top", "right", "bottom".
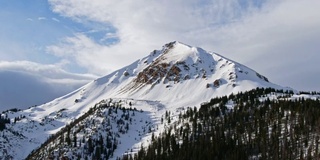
[
  {"left": 59, "top": 41, "right": 282, "bottom": 109},
  {"left": 0, "top": 41, "right": 286, "bottom": 159}
]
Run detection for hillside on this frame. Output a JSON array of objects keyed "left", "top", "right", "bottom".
[
  {"left": 26, "top": 88, "right": 320, "bottom": 159},
  {"left": 128, "top": 88, "right": 320, "bottom": 160}
]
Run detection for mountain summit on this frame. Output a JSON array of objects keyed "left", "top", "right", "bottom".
[
  {"left": 0, "top": 41, "right": 285, "bottom": 159},
  {"left": 134, "top": 41, "right": 269, "bottom": 85},
  {"left": 91, "top": 41, "right": 280, "bottom": 106}
]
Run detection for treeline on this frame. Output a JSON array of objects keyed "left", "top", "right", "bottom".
[
  {"left": 125, "top": 88, "right": 320, "bottom": 160},
  {"left": 26, "top": 99, "right": 140, "bottom": 160},
  {"left": 1, "top": 108, "right": 26, "bottom": 131},
  {"left": 0, "top": 114, "right": 10, "bottom": 131}
]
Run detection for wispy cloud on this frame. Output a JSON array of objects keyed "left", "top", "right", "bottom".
[
  {"left": 52, "top": 17, "right": 60, "bottom": 22},
  {"left": 38, "top": 17, "right": 47, "bottom": 20},
  {"left": 46, "top": 33, "right": 145, "bottom": 75},
  {"left": 0, "top": 60, "right": 97, "bottom": 81}
]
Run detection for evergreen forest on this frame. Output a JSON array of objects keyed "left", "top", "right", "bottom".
[{"left": 124, "top": 88, "right": 320, "bottom": 160}]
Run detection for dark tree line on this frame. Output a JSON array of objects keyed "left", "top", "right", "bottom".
[
  {"left": 0, "top": 115, "right": 10, "bottom": 131},
  {"left": 125, "top": 88, "right": 320, "bottom": 160},
  {"left": 26, "top": 99, "right": 139, "bottom": 160}
]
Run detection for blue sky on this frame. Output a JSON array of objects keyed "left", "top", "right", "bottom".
[
  {"left": 0, "top": 0, "right": 102, "bottom": 109},
  {"left": 1, "top": 0, "right": 71, "bottom": 69},
  {"left": 0, "top": 0, "right": 117, "bottom": 73},
  {"left": 0, "top": 0, "right": 320, "bottom": 111}
]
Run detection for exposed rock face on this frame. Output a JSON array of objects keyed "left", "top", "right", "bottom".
[
  {"left": 214, "top": 79, "right": 220, "bottom": 87},
  {"left": 134, "top": 42, "right": 212, "bottom": 85},
  {"left": 256, "top": 73, "right": 269, "bottom": 82},
  {"left": 123, "top": 71, "right": 130, "bottom": 77},
  {"left": 135, "top": 62, "right": 168, "bottom": 84},
  {"left": 134, "top": 62, "right": 185, "bottom": 84}
]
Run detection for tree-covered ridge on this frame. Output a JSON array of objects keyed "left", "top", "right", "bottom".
[
  {"left": 0, "top": 115, "right": 10, "bottom": 131},
  {"left": 127, "top": 88, "right": 320, "bottom": 160},
  {"left": 26, "top": 99, "right": 155, "bottom": 160}
]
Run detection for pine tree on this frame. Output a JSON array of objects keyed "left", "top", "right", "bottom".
[{"left": 73, "top": 133, "right": 77, "bottom": 147}]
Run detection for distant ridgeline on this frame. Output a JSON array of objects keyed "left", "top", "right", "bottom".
[{"left": 124, "top": 88, "right": 320, "bottom": 160}]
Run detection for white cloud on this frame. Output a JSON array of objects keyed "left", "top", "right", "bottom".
[
  {"left": 46, "top": 33, "right": 153, "bottom": 75},
  {"left": 52, "top": 17, "right": 60, "bottom": 22},
  {"left": 48, "top": 0, "right": 320, "bottom": 91},
  {"left": 0, "top": 61, "right": 97, "bottom": 111},
  {"left": 0, "top": 60, "right": 97, "bottom": 80},
  {"left": 38, "top": 17, "right": 47, "bottom": 20},
  {"left": 48, "top": 0, "right": 262, "bottom": 74}
]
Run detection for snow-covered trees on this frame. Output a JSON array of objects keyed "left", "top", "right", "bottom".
[{"left": 129, "top": 88, "right": 320, "bottom": 160}]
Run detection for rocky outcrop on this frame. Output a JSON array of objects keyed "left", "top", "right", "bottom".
[{"left": 214, "top": 79, "right": 220, "bottom": 87}]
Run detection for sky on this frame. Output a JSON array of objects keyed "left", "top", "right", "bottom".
[{"left": 0, "top": 0, "right": 320, "bottom": 111}]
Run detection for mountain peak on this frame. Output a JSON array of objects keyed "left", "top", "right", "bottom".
[
  {"left": 159, "top": 41, "right": 202, "bottom": 64},
  {"left": 95, "top": 41, "right": 275, "bottom": 91},
  {"left": 128, "top": 41, "right": 274, "bottom": 93},
  {"left": 133, "top": 42, "right": 214, "bottom": 85},
  {"left": 163, "top": 41, "right": 190, "bottom": 47}
]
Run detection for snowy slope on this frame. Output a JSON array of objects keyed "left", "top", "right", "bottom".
[{"left": 0, "top": 41, "right": 288, "bottom": 159}]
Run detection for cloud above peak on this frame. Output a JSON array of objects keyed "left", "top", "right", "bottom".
[
  {"left": 47, "top": 0, "right": 320, "bottom": 91},
  {"left": 47, "top": 0, "right": 271, "bottom": 73}
]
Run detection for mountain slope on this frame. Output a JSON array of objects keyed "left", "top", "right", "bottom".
[
  {"left": 0, "top": 41, "right": 287, "bottom": 159},
  {"left": 127, "top": 88, "right": 320, "bottom": 160}
]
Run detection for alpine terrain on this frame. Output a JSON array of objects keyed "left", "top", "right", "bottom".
[{"left": 2, "top": 41, "right": 320, "bottom": 159}]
